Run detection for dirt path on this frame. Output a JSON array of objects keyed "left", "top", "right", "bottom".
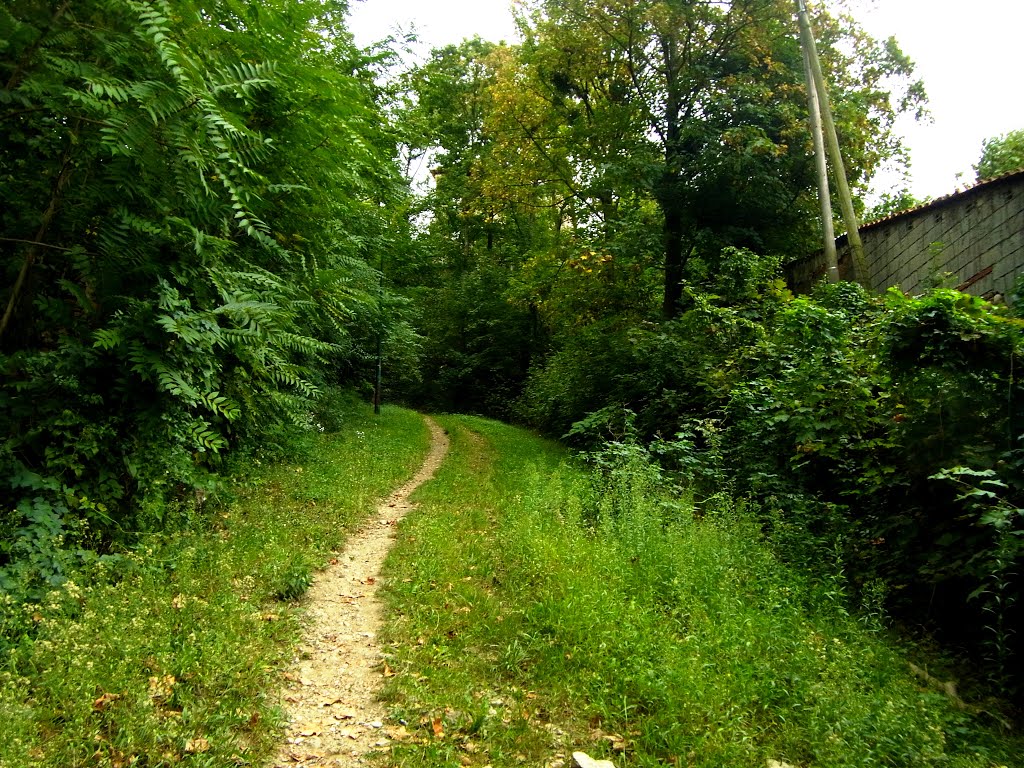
[{"left": 271, "top": 417, "right": 449, "bottom": 767}]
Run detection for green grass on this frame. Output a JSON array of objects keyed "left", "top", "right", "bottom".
[
  {"left": 379, "top": 415, "right": 1021, "bottom": 768},
  {"left": 4, "top": 409, "right": 1019, "bottom": 767},
  {"left": 0, "top": 404, "right": 430, "bottom": 768}
]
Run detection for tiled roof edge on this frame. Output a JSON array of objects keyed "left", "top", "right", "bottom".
[{"left": 858, "top": 166, "right": 1024, "bottom": 232}]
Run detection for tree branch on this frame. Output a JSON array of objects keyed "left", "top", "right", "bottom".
[
  {"left": 5, "top": 2, "right": 72, "bottom": 92},
  {"left": 0, "top": 140, "right": 76, "bottom": 341},
  {"left": 0, "top": 237, "right": 76, "bottom": 252}
]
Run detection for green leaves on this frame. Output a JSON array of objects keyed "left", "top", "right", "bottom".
[
  {"left": 975, "top": 128, "right": 1024, "bottom": 182},
  {"left": 0, "top": 0, "right": 411, "bottom": 556}
]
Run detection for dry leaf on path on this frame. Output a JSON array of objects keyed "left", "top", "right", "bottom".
[
  {"left": 384, "top": 725, "right": 412, "bottom": 741},
  {"left": 92, "top": 692, "right": 121, "bottom": 710},
  {"left": 148, "top": 675, "right": 176, "bottom": 701}
]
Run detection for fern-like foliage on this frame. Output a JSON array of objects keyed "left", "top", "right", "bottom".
[{"left": 0, "top": 0, "right": 415, "bottom": 572}]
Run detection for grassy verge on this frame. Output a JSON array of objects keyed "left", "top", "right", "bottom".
[
  {"left": 0, "top": 404, "right": 430, "bottom": 767},
  {"left": 380, "top": 415, "right": 1020, "bottom": 768}
]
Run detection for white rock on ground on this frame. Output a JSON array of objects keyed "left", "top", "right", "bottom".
[{"left": 571, "top": 751, "right": 616, "bottom": 768}]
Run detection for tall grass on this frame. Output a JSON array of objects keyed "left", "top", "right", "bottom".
[
  {"left": 381, "top": 416, "right": 1019, "bottom": 768},
  {"left": 0, "top": 404, "right": 429, "bottom": 767}
]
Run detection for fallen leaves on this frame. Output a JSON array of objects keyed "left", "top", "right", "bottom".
[
  {"left": 185, "top": 736, "right": 210, "bottom": 754},
  {"left": 92, "top": 691, "right": 122, "bottom": 711},
  {"left": 148, "top": 675, "right": 176, "bottom": 701},
  {"left": 384, "top": 724, "right": 413, "bottom": 741},
  {"left": 594, "top": 730, "right": 627, "bottom": 753}
]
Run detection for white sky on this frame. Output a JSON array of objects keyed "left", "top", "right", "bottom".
[{"left": 346, "top": 0, "right": 1024, "bottom": 202}]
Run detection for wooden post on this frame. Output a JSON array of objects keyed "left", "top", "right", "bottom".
[
  {"left": 374, "top": 249, "right": 384, "bottom": 416},
  {"left": 373, "top": 335, "right": 382, "bottom": 415},
  {"left": 795, "top": 0, "right": 868, "bottom": 285}
]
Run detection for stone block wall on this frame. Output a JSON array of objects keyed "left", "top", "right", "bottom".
[{"left": 786, "top": 170, "right": 1024, "bottom": 301}]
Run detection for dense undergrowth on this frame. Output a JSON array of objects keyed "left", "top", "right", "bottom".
[
  {"left": 381, "top": 415, "right": 1022, "bottom": 768},
  {"left": 512, "top": 252, "right": 1024, "bottom": 697},
  {"left": 0, "top": 0, "right": 416, "bottom": 607},
  {"left": 0, "top": 404, "right": 429, "bottom": 767}
]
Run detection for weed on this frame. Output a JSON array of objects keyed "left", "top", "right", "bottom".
[{"left": 272, "top": 556, "right": 314, "bottom": 601}]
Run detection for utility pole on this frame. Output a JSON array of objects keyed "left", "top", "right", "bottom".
[
  {"left": 794, "top": 0, "right": 868, "bottom": 285},
  {"left": 801, "top": 42, "right": 838, "bottom": 283}
]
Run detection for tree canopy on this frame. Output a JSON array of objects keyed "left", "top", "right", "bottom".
[
  {"left": 3, "top": 0, "right": 1023, "bottom": 712},
  {"left": 0, "top": 0, "right": 414, "bottom": 585},
  {"left": 975, "top": 128, "right": 1024, "bottom": 182},
  {"left": 477, "top": 0, "right": 924, "bottom": 316}
]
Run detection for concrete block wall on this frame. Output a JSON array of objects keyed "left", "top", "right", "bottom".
[{"left": 786, "top": 170, "right": 1024, "bottom": 301}]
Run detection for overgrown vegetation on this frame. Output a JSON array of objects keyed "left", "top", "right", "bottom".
[
  {"left": 0, "top": 0, "right": 417, "bottom": 600},
  {"left": 519, "top": 251, "right": 1024, "bottom": 698},
  {"left": 976, "top": 128, "right": 1024, "bottom": 181},
  {"left": 381, "top": 416, "right": 1022, "bottom": 767},
  {"left": 388, "top": 14, "right": 1019, "bottom": 690},
  {"left": 0, "top": 404, "right": 429, "bottom": 766},
  {"left": 3, "top": 0, "right": 1022, "bottom": 757}
]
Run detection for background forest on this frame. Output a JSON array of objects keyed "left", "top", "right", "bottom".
[{"left": 2, "top": 0, "right": 1022, "bottom": 706}]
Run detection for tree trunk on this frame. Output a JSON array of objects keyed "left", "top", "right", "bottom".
[
  {"left": 661, "top": 182, "right": 686, "bottom": 318},
  {"left": 659, "top": 32, "right": 686, "bottom": 319},
  {"left": 0, "top": 146, "right": 75, "bottom": 343}
]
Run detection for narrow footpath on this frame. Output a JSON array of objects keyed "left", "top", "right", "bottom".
[{"left": 271, "top": 416, "right": 450, "bottom": 767}]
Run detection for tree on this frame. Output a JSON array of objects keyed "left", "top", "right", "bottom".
[
  {"left": 0, "top": 0, "right": 409, "bottom": 568},
  {"left": 866, "top": 189, "right": 926, "bottom": 221},
  {"left": 396, "top": 38, "right": 506, "bottom": 274},
  {"left": 975, "top": 128, "right": 1024, "bottom": 182},
  {"left": 391, "top": 40, "right": 543, "bottom": 415},
  {"left": 484, "top": 0, "right": 924, "bottom": 317}
]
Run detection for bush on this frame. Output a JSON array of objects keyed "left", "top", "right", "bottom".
[{"left": 522, "top": 257, "right": 1024, "bottom": 694}]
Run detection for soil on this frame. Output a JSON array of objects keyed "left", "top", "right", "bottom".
[{"left": 270, "top": 416, "right": 450, "bottom": 767}]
